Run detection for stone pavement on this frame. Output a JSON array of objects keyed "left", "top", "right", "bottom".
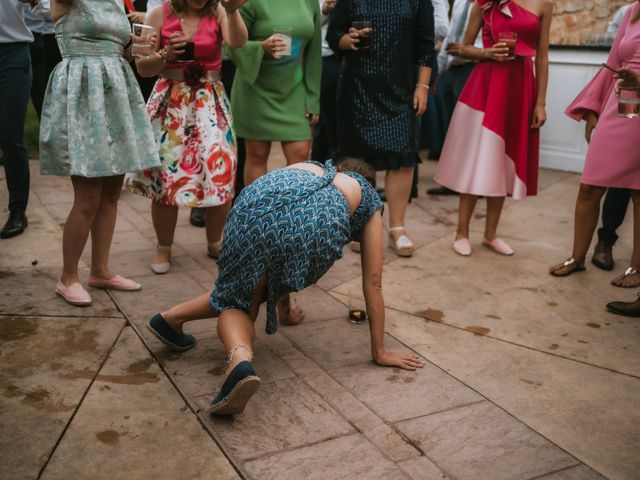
[{"left": 1, "top": 151, "right": 638, "bottom": 480}]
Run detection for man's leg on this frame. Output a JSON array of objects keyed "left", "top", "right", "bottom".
[
  {"left": 0, "top": 43, "right": 32, "bottom": 239},
  {"left": 593, "top": 188, "right": 631, "bottom": 270}
]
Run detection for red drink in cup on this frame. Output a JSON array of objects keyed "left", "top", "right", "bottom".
[{"left": 498, "top": 31, "right": 517, "bottom": 60}]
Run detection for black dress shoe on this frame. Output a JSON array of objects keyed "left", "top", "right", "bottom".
[
  {"left": 591, "top": 241, "right": 614, "bottom": 271},
  {"left": 427, "top": 185, "right": 459, "bottom": 196},
  {"left": 189, "top": 207, "right": 206, "bottom": 228},
  {"left": 0, "top": 211, "right": 28, "bottom": 239},
  {"left": 606, "top": 294, "right": 640, "bottom": 317}
]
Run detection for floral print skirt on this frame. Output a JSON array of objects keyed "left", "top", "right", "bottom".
[{"left": 125, "top": 78, "right": 237, "bottom": 207}]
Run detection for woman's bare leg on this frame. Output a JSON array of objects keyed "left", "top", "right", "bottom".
[
  {"left": 244, "top": 140, "right": 271, "bottom": 186},
  {"left": 205, "top": 201, "right": 231, "bottom": 244},
  {"left": 385, "top": 167, "right": 414, "bottom": 238},
  {"left": 631, "top": 190, "right": 640, "bottom": 270},
  {"left": 217, "top": 309, "right": 256, "bottom": 376},
  {"left": 60, "top": 176, "right": 104, "bottom": 286},
  {"left": 90, "top": 175, "right": 124, "bottom": 279},
  {"left": 484, "top": 196, "right": 506, "bottom": 241},
  {"left": 456, "top": 194, "right": 478, "bottom": 240},
  {"left": 151, "top": 201, "right": 178, "bottom": 264},
  {"left": 281, "top": 140, "right": 310, "bottom": 165}
]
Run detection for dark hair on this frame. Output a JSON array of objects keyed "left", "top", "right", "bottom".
[
  {"left": 335, "top": 157, "right": 376, "bottom": 188},
  {"left": 170, "top": 0, "right": 218, "bottom": 16}
]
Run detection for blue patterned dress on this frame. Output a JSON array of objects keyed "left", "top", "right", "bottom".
[
  {"left": 39, "top": 0, "right": 159, "bottom": 177},
  {"left": 210, "top": 161, "right": 382, "bottom": 334}
]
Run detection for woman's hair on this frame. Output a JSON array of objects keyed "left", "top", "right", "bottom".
[
  {"left": 170, "top": 0, "right": 218, "bottom": 16},
  {"left": 335, "top": 157, "right": 376, "bottom": 188}
]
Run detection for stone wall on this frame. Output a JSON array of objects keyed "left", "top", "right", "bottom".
[{"left": 551, "top": 0, "right": 631, "bottom": 45}]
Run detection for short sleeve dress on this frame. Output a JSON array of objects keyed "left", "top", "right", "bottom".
[
  {"left": 227, "top": 0, "right": 322, "bottom": 141},
  {"left": 210, "top": 160, "right": 382, "bottom": 334},
  {"left": 39, "top": 0, "right": 159, "bottom": 177}
]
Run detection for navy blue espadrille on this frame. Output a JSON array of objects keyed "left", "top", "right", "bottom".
[
  {"left": 147, "top": 313, "right": 196, "bottom": 352},
  {"left": 207, "top": 361, "right": 261, "bottom": 416}
]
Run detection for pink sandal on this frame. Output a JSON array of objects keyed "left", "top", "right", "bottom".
[
  {"left": 55, "top": 281, "right": 92, "bottom": 306},
  {"left": 88, "top": 275, "right": 141, "bottom": 291}
]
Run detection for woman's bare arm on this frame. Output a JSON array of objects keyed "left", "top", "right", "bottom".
[
  {"left": 531, "top": 0, "right": 553, "bottom": 128},
  {"left": 217, "top": 1, "right": 248, "bottom": 48},
  {"left": 360, "top": 211, "right": 425, "bottom": 371},
  {"left": 51, "top": 0, "right": 71, "bottom": 22}
]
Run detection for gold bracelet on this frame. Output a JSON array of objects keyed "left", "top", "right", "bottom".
[{"left": 416, "top": 83, "right": 430, "bottom": 90}]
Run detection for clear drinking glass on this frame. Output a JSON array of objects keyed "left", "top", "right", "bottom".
[
  {"left": 273, "top": 27, "right": 293, "bottom": 57},
  {"left": 131, "top": 23, "right": 156, "bottom": 58},
  {"left": 347, "top": 288, "right": 368, "bottom": 324},
  {"left": 618, "top": 86, "right": 640, "bottom": 118},
  {"left": 498, "top": 31, "right": 517, "bottom": 60},
  {"left": 352, "top": 20, "right": 372, "bottom": 49}
]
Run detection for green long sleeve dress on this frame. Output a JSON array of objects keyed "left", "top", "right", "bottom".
[{"left": 228, "top": 0, "right": 322, "bottom": 141}]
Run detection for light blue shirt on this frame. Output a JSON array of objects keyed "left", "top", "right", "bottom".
[
  {"left": 23, "top": 1, "right": 55, "bottom": 35},
  {"left": 0, "top": 0, "right": 50, "bottom": 43},
  {"left": 438, "top": 0, "right": 483, "bottom": 72}
]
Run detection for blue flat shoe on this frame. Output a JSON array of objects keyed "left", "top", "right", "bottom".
[
  {"left": 147, "top": 313, "right": 196, "bottom": 352},
  {"left": 207, "top": 361, "right": 261, "bottom": 416}
]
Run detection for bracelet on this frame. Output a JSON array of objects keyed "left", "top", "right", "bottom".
[
  {"left": 158, "top": 47, "right": 170, "bottom": 63},
  {"left": 416, "top": 83, "right": 430, "bottom": 90}
]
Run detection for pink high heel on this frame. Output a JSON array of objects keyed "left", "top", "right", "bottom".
[
  {"left": 55, "top": 281, "right": 92, "bottom": 306},
  {"left": 88, "top": 275, "right": 142, "bottom": 291},
  {"left": 482, "top": 237, "right": 514, "bottom": 256}
]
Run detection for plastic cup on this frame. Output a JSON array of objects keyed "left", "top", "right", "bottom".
[
  {"left": 352, "top": 20, "right": 372, "bottom": 49},
  {"left": 273, "top": 27, "right": 292, "bottom": 57},
  {"left": 618, "top": 86, "right": 640, "bottom": 118},
  {"left": 498, "top": 31, "right": 517, "bottom": 60},
  {"left": 131, "top": 23, "right": 156, "bottom": 58}
]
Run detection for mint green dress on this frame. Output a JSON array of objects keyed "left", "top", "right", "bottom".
[
  {"left": 39, "top": 0, "right": 159, "bottom": 177},
  {"left": 228, "top": 0, "right": 322, "bottom": 141}
]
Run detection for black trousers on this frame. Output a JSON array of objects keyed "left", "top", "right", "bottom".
[
  {"left": 598, "top": 187, "right": 630, "bottom": 246},
  {"left": 29, "top": 32, "right": 61, "bottom": 118},
  {"left": 312, "top": 54, "right": 341, "bottom": 162},
  {"left": 221, "top": 60, "right": 246, "bottom": 197},
  {"left": 0, "top": 43, "right": 32, "bottom": 214}
]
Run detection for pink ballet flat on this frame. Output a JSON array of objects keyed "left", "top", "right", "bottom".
[
  {"left": 453, "top": 238, "right": 472, "bottom": 256},
  {"left": 483, "top": 237, "right": 514, "bottom": 256},
  {"left": 88, "top": 274, "right": 142, "bottom": 291},
  {"left": 55, "top": 281, "right": 92, "bottom": 306}
]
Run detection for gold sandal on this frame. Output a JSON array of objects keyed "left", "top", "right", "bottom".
[{"left": 611, "top": 267, "right": 640, "bottom": 288}]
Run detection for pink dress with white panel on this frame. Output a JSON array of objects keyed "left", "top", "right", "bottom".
[
  {"left": 566, "top": 4, "right": 640, "bottom": 190},
  {"left": 435, "top": 0, "right": 540, "bottom": 199}
]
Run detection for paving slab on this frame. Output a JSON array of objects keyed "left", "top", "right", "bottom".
[
  {"left": 536, "top": 465, "right": 607, "bottom": 480},
  {"left": 396, "top": 401, "right": 578, "bottom": 480},
  {"left": 41, "top": 327, "right": 239, "bottom": 480},
  {"left": 386, "top": 309, "right": 640, "bottom": 480},
  {"left": 0, "top": 315, "right": 124, "bottom": 479},
  {"left": 196, "top": 376, "right": 355, "bottom": 461},
  {"left": 398, "top": 456, "right": 451, "bottom": 480},
  {"left": 243, "top": 433, "right": 411, "bottom": 480}
]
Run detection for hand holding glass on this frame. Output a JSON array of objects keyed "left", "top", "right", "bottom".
[
  {"left": 273, "top": 27, "right": 292, "bottom": 58},
  {"left": 497, "top": 31, "right": 517, "bottom": 60},
  {"left": 131, "top": 24, "right": 157, "bottom": 58},
  {"left": 352, "top": 21, "right": 372, "bottom": 49}
]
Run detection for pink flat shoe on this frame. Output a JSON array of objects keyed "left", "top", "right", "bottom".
[
  {"left": 483, "top": 237, "right": 514, "bottom": 256},
  {"left": 55, "top": 281, "right": 92, "bottom": 306},
  {"left": 88, "top": 274, "right": 142, "bottom": 291},
  {"left": 453, "top": 238, "right": 472, "bottom": 256}
]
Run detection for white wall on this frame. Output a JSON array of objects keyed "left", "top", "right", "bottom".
[{"left": 540, "top": 48, "right": 609, "bottom": 172}]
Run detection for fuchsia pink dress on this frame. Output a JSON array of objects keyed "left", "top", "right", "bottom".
[
  {"left": 126, "top": 4, "right": 237, "bottom": 207},
  {"left": 566, "top": 4, "right": 640, "bottom": 191},
  {"left": 435, "top": 0, "right": 540, "bottom": 200}
]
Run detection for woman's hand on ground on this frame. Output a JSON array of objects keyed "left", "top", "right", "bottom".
[
  {"left": 531, "top": 104, "right": 547, "bottom": 129},
  {"left": 261, "top": 35, "right": 287, "bottom": 58},
  {"left": 585, "top": 111, "right": 598, "bottom": 144},
  {"left": 486, "top": 42, "right": 511, "bottom": 62},
  {"left": 373, "top": 350, "right": 425, "bottom": 371},
  {"left": 413, "top": 87, "right": 428, "bottom": 116}
]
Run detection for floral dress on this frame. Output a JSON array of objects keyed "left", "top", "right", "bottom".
[
  {"left": 210, "top": 161, "right": 382, "bottom": 334},
  {"left": 125, "top": 3, "right": 236, "bottom": 207}
]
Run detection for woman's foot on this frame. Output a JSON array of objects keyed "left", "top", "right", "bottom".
[
  {"left": 482, "top": 237, "right": 514, "bottom": 256},
  {"left": 611, "top": 267, "right": 640, "bottom": 288},
  {"left": 452, "top": 238, "right": 472, "bottom": 256},
  {"left": 389, "top": 227, "right": 414, "bottom": 257},
  {"left": 151, "top": 245, "right": 172, "bottom": 274},
  {"left": 88, "top": 274, "right": 141, "bottom": 291},
  {"left": 147, "top": 313, "right": 196, "bottom": 351},
  {"left": 55, "top": 281, "right": 92, "bottom": 306},
  {"left": 549, "top": 258, "right": 586, "bottom": 277},
  {"left": 349, "top": 241, "right": 361, "bottom": 253},
  {"left": 277, "top": 295, "right": 305, "bottom": 326},
  {"left": 208, "top": 345, "right": 261, "bottom": 416}
]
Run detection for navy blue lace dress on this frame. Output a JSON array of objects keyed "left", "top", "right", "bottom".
[{"left": 210, "top": 160, "right": 382, "bottom": 334}]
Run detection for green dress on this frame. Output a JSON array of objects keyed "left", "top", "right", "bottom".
[
  {"left": 39, "top": 0, "right": 159, "bottom": 177},
  {"left": 228, "top": 0, "right": 322, "bottom": 141}
]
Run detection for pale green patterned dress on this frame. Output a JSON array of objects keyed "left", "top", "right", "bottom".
[{"left": 39, "top": 0, "right": 159, "bottom": 177}]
